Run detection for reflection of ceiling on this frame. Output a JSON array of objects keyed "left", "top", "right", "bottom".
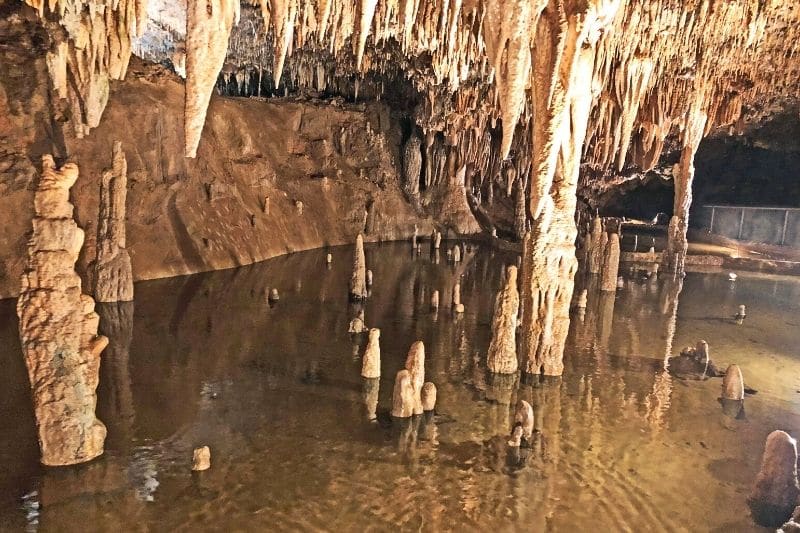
[{"left": 22, "top": 0, "right": 800, "bottom": 177}]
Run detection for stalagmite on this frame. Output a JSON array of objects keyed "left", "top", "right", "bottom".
[
  {"left": 366, "top": 269, "right": 373, "bottom": 288},
  {"left": 192, "top": 446, "right": 211, "bottom": 471},
  {"left": 269, "top": 288, "right": 280, "bottom": 302},
  {"left": 361, "top": 328, "right": 381, "bottom": 378},
  {"left": 600, "top": 233, "right": 621, "bottom": 292},
  {"left": 391, "top": 370, "right": 416, "bottom": 418},
  {"left": 362, "top": 377, "right": 379, "bottom": 422},
  {"left": 587, "top": 217, "right": 605, "bottom": 274},
  {"left": 430, "top": 290, "right": 440, "bottom": 310},
  {"left": 453, "top": 244, "right": 461, "bottom": 263},
  {"left": 185, "top": 0, "right": 240, "bottom": 157},
  {"left": 349, "top": 234, "right": 367, "bottom": 301},
  {"left": 17, "top": 156, "right": 108, "bottom": 466},
  {"left": 721, "top": 364, "right": 744, "bottom": 401},
  {"left": 403, "top": 134, "right": 422, "bottom": 203},
  {"left": 405, "top": 341, "right": 425, "bottom": 415},
  {"left": 514, "top": 399, "right": 534, "bottom": 441},
  {"left": 749, "top": 431, "right": 800, "bottom": 525},
  {"left": 326, "top": 253, "right": 332, "bottom": 265},
  {"left": 434, "top": 231, "right": 442, "bottom": 250},
  {"left": 452, "top": 281, "right": 464, "bottom": 313},
  {"left": 421, "top": 382, "right": 437, "bottom": 412},
  {"left": 487, "top": 265, "right": 520, "bottom": 374},
  {"left": 91, "top": 142, "right": 133, "bottom": 303}
]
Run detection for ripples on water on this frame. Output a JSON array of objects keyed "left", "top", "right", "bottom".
[{"left": 0, "top": 243, "right": 799, "bottom": 532}]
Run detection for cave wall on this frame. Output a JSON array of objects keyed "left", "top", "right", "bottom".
[{"left": 0, "top": 47, "right": 478, "bottom": 300}]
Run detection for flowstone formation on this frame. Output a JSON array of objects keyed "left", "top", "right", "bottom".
[
  {"left": 486, "top": 265, "right": 520, "bottom": 375},
  {"left": 16, "top": 156, "right": 108, "bottom": 466},
  {"left": 90, "top": 141, "right": 134, "bottom": 303}
]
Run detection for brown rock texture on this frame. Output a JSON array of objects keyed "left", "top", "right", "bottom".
[
  {"left": 360, "top": 327, "right": 380, "bottom": 378},
  {"left": 721, "top": 364, "right": 744, "bottom": 401},
  {"left": 90, "top": 141, "right": 133, "bottom": 302},
  {"left": 16, "top": 156, "right": 108, "bottom": 466},
  {"left": 487, "top": 265, "right": 520, "bottom": 374},
  {"left": 749, "top": 430, "right": 800, "bottom": 525},
  {"left": 349, "top": 233, "right": 367, "bottom": 301}
]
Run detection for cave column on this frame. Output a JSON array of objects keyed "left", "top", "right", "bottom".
[
  {"left": 665, "top": 99, "right": 707, "bottom": 273},
  {"left": 520, "top": 0, "right": 621, "bottom": 376}
]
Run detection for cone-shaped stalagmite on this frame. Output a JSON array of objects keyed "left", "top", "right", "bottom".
[
  {"left": 349, "top": 234, "right": 367, "bottom": 301},
  {"left": 361, "top": 328, "right": 381, "bottom": 378},
  {"left": 17, "top": 156, "right": 108, "bottom": 466},
  {"left": 487, "top": 265, "right": 520, "bottom": 374},
  {"left": 722, "top": 364, "right": 744, "bottom": 401},
  {"left": 600, "top": 233, "right": 621, "bottom": 292},
  {"left": 91, "top": 141, "right": 133, "bottom": 302},
  {"left": 405, "top": 341, "right": 425, "bottom": 415},
  {"left": 391, "top": 370, "right": 416, "bottom": 418},
  {"left": 749, "top": 431, "right": 800, "bottom": 525}
]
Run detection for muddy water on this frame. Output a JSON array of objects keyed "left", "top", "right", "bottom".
[{"left": 0, "top": 243, "right": 798, "bottom": 532}]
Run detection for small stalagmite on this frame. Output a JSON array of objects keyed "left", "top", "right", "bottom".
[
  {"left": 722, "top": 364, "right": 744, "bottom": 401},
  {"left": 487, "top": 265, "right": 520, "bottom": 374},
  {"left": 192, "top": 446, "right": 211, "bottom": 471},
  {"left": 453, "top": 244, "right": 462, "bottom": 263},
  {"left": 434, "top": 230, "right": 442, "bottom": 250},
  {"left": 349, "top": 234, "right": 367, "bottom": 301},
  {"left": 430, "top": 290, "right": 440, "bottom": 311},
  {"left": 361, "top": 328, "right": 381, "bottom": 379},
  {"left": 326, "top": 253, "right": 332, "bottom": 265},
  {"left": 411, "top": 224, "right": 418, "bottom": 247},
  {"left": 91, "top": 141, "right": 133, "bottom": 303},
  {"left": 601, "top": 233, "right": 621, "bottom": 291},
  {"left": 405, "top": 341, "right": 426, "bottom": 415},
  {"left": 268, "top": 288, "right": 280, "bottom": 302},
  {"left": 17, "top": 156, "right": 108, "bottom": 466},
  {"left": 514, "top": 400, "right": 534, "bottom": 442},
  {"left": 430, "top": 229, "right": 437, "bottom": 252},
  {"left": 391, "top": 370, "right": 416, "bottom": 418},
  {"left": 421, "top": 382, "right": 437, "bottom": 412},
  {"left": 452, "top": 281, "right": 464, "bottom": 313},
  {"left": 749, "top": 431, "right": 800, "bottom": 525},
  {"left": 366, "top": 269, "right": 373, "bottom": 288}
]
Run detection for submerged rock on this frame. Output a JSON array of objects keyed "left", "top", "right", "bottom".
[
  {"left": 722, "top": 364, "right": 744, "bottom": 400},
  {"left": 749, "top": 430, "right": 800, "bottom": 526},
  {"left": 192, "top": 446, "right": 211, "bottom": 471}
]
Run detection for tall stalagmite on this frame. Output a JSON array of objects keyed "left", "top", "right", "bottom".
[
  {"left": 600, "top": 233, "right": 620, "bottom": 292},
  {"left": 185, "top": 0, "right": 240, "bottom": 157},
  {"left": 487, "top": 265, "right": 520, "bottom": 374},
  {"left": 520, "top": 0, "right": 620, "bottom": 376},
  {"left": 16, "top": 156, "right": 109, "bottom": 466},
  {"left": 91, "top": 142, "right": 134, "bottom": 302},
  {"left": 349, "top": 233, "right": 367, "bottom": 301}
]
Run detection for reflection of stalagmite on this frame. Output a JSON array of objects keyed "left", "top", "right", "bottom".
[
  {"left": 487, "top": 266, "right": 520, "bottom": 374},
  {"left": 349, "top": 234, "right": 367, "bottom": 301},
  {"left": 749, "top": 430, "right": 800, "bottom": 525},
  {"left": 485, "top": 373, "right": 516, "bottom": 405},
  {"left": 430, "top": 290, "right": 440, "bottom": 310},
  {"left": 17, "top": 156, "right": 108, "bottom": 466},
  {"left": 405, "top": 341, "right": 425, "bottom": 415},
  {"left": 97, "top": 302, "right": 135, "bottom": 449},
  {"left": 360, "top": 328, "right": 380, "bottom": 378},
  {"left": 91, "top": 141, "right": 133, "bottom": 302},
  {"left": 391, "top": 370, "right": 416, "bottom": 418},
  {"left": 361, "top": 377, "right": 379, "bottom": 422}
]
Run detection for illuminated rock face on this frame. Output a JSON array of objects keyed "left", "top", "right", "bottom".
[
  {"left": 487, "top": 265, "right": 520, "bottom": 374},
  {"left": 91, "top": 142, "right": 133, "bottom": 303},
  {"left": 16, "top": 156, "right": 108, "bottom": 466}
]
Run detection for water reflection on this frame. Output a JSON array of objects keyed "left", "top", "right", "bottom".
[{"left": 0, "top": 243, "right": 798, "bottom": 531}]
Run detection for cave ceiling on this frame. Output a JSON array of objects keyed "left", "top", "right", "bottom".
[{"left": 20, "top": 0, "right": 800, "bottom": 191}]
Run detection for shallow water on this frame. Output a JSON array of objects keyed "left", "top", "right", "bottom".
[{"left": 1, "top": 243, "right": 799, "bottom": 532}]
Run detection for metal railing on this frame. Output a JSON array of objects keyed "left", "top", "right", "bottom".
[{"left": 696, "top": 205, "right": 800, "bottom": 247}]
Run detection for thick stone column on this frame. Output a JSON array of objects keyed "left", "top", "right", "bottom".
[
  {"left": 664, "top": 99, "right": 707, "bottom": 273},
  {"left": 17, "top": 156, "right": 108, "bottom": 466},
  {"left": 520, "top": 0, "right": 619, "bottom": 376},
  {"left": 91, "top": 141, "right": 133, "bottom": 302}
]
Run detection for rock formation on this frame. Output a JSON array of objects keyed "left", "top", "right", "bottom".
[
  {"left": 452, "top": 281, "right": 463, "bottom": 313},
  {"left": 487, "top": 265, "right": 520, "bottom": 374},
  {"left": 430, "top": 290, "right": 440, "bottom": 311},
  {"left": 91, "top": 141, "right": 134, "bottom": 303},
  {"left": 391, "top": 369, "right": 415, "bottom": 418},
  {"left": 192, "top": 446, "right": 211, "bottom": 471},
  {"left": 16, "top": 156, "right": 108, "bottom": 466},
  {"left": 749, "top": 430, "right": 800, "bottom": 526},
  {"left": 349, "top": 233, "right": 367, "bottom": 301},
  {"left": 402, "top": 132, "right": 422, "bottom": 203},
  {"left": 361, "top": 328, "right": 381, "bottom": 378},
  {"left": 514, "top": 400, "right": 534, "bottom": 442},
  {"left": 586, "top": 217, "right": 605, "bottom": 274},
  {"left": 405, "top": 341, "right": 425, "bottom": 416},
  {"left": 722, "top": 364, "right": 744, "bottom": 401},
  {"left": 600, "top": 233, "right": 621, "bottom": 292},
  {"left": 362, "top": 377, "right": 380, "bottom": 422}
]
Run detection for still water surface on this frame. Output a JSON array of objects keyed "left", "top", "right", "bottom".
[{"left": 1, "top": 243, "right": 799, "bottom": 532}]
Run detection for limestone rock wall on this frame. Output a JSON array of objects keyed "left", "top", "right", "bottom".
[{"left": 16, "top": 155, "right": 108, "bottom": 466}]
